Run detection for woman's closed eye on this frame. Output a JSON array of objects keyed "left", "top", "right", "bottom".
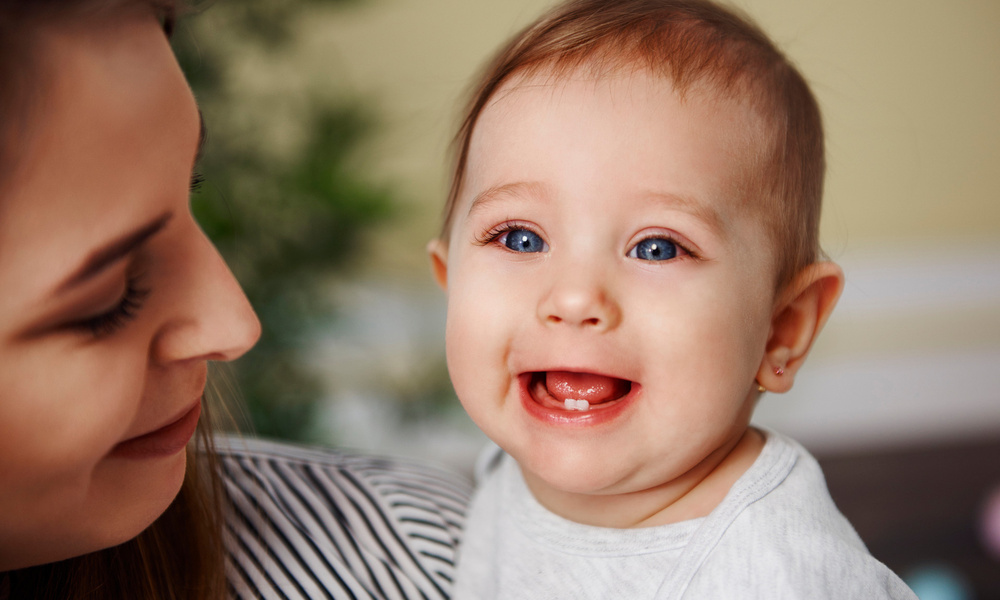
[{"left": 67, "top": 276, "right": 150, "bottom": 338}]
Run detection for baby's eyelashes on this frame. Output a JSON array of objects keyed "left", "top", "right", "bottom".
[
  {"left": 626, "top": 236, "right": 691, "bottom": 262},
  {"left": 478, "top": 222, "right": 549, "bottom": 254},
  {"left": 475, "top": 222, "right": 695, "bottom": 262},
  {"left": 501, "top": 228, "right": 547, "bottom": 253}
]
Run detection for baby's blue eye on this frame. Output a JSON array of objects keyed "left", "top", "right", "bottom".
[
  {"left": 630, "top": 238, "right": 678, "bottom": 261},
  {"left": 503, "top": 229, "right": 547, "bottom": 253}
]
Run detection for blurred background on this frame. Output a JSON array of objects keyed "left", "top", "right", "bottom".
[{"left": 174, "top": 0, "right": 1000, "bottom": 597}]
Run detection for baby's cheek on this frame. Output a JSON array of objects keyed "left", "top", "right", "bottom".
[
  {"left": 444, "top": 300, "right": 482, "bottom": 384},
  {"left": 445, "top": 301, "right": 505, "bottom": 404}
]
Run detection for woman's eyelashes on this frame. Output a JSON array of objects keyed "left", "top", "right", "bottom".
[
  {"left": 70, "top": 277, "right": 150, "bottom": 338},
  {"left": 189, "top": 171, "right": 204, "bottom": 193}
]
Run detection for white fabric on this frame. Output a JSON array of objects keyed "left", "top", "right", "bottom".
[{"left": 454, "top": 429, "right": 917, "bottom": 600}]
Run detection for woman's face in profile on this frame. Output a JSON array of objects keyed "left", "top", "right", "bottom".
[{"left": 0, "top": 11, "right": 259, "bottom": 569}]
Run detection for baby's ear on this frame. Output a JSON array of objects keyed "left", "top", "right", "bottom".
[
  {"left": 756, "top": 262, "right": 844, "bottom": 393},
  {"left": 427, "top": 239, "right": 449, "bottom": 291}
]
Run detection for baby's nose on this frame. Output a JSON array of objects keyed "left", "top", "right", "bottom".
[{"left": 537, "top": 273, "right": 621, "bottom": 331}]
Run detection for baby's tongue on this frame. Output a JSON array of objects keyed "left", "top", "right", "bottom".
[{"left": 545, "top": 371, "right": 630, "bottom": 405}]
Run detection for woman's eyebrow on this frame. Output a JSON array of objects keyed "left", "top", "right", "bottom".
[{"left": 57, "top": 212, "right": 173, "bottom": 293}]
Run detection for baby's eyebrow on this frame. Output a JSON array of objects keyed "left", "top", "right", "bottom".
[
  {"left": 642, "top": 191, "right": 726, "bottom": 235},
  {"left": 466, "top": 182, "right": 726, "bottom": 235},
  {"left": 466, "top": 181, "right": 548, "bottom": 219}
]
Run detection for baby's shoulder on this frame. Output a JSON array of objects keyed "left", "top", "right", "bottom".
[{"left": 691, "top": 432, "right": 916, "bottom": 599}]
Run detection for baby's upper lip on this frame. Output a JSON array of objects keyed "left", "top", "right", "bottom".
[
  {"left": 516, "top": 364, "right": 637, "bottom": 384},
  {"left": 521, "top": 367, "right": 619, "bottom": 378},
  {"left": 510, "top": 345, "right": 641, "bottom": 384}
]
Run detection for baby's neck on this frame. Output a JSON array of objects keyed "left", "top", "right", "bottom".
[{"left": 522, "top": 428, "right": 765, "bottom": 529}]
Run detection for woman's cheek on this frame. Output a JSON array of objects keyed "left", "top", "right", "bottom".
[{"left": 54, "top": 343, "right": 147, "bottom": 460}]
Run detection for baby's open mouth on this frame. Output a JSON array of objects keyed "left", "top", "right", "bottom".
[{"left": 527, "top": 371, "right": 633, "bottom": 412}]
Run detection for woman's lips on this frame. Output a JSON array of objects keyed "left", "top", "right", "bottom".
[
  {"left": 109, "top": 400, "right": 201, "bottom": 460},
  {"left": 519, "top": 372, "right": 639, "bottom": 427}
]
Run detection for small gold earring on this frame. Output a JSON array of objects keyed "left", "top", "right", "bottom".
[{"left": 757, "top": 382, "right": 766, "bottom": 393}]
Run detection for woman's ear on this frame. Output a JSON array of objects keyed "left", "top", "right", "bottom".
[
  {"left": 757, "top": 261, "right": 844, "bottom": 393},
  {"left": 427, "top": 239, "right": 449, "bottom": 291}
]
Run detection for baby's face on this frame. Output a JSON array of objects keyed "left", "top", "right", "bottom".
[{"left": 436, "top": 68, "right": 779, "bottom": 515}]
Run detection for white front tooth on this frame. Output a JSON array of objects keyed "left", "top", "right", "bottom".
[{"left": 563, "top": 398, "right": 591, "bottom": 411}]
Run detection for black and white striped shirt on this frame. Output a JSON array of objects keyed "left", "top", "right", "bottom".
[{"left": 217, "top": 437, "right": 472, "bottom": 599}]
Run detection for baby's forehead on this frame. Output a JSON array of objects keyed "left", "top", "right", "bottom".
[
  {"left": 494, "top": 59, "right": 757, "bottom": 108},
  {"left": 485, "top": 64, "right": 771, "bottom": 152},
  {"left": 473, "top": 64, "right": 772, "bottom": 205}
]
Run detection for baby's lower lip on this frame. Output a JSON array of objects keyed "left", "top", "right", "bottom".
[
  {"left": 109, "top": 400, "right": 201, "bottom": 460},
  {"left": 519, "top": 372, "right": 638, "bottom": 427}
]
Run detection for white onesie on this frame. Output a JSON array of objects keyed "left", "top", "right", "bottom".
[{"left": 454, "top": 429, "right": 917, "bottom": 600}]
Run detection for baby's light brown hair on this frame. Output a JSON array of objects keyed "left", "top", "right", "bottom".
[{"left": 441, "top": 0, "right": 825, "bottom": 288}]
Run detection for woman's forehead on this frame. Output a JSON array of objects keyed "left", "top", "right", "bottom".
[{"left": 0, "top": 13, "right": 197, "bottom": 308}]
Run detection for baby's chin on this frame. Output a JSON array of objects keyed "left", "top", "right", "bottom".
[{"left": 514, "top": 440, "right": 646, "bottom": 498}]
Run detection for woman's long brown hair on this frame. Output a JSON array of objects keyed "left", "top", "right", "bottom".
[{"left": 0, "top": 2, "right": 232, "bottom": 598}]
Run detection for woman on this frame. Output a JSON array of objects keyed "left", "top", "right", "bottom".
[{"left": 0, "top": 2, "right": 469, "bottom": 598}]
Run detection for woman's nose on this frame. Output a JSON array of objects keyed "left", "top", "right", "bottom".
[
  {"left": 153, "top": 228, "right": 261, "bottom": 364},
  {"left": 536, "top": 267, "right": 621, "bottom": 332}
]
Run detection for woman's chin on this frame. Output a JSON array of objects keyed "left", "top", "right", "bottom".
[{"left": 88, "top": 448, "right": 189, "bottom": 549}]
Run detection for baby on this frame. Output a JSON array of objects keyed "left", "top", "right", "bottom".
[{"left": 428, "top": 0, "right": 916, "bottom": 598}]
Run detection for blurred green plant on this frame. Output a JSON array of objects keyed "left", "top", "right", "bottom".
[{"left": 173, "top": 0, "right": 393, "bottom": 441}]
